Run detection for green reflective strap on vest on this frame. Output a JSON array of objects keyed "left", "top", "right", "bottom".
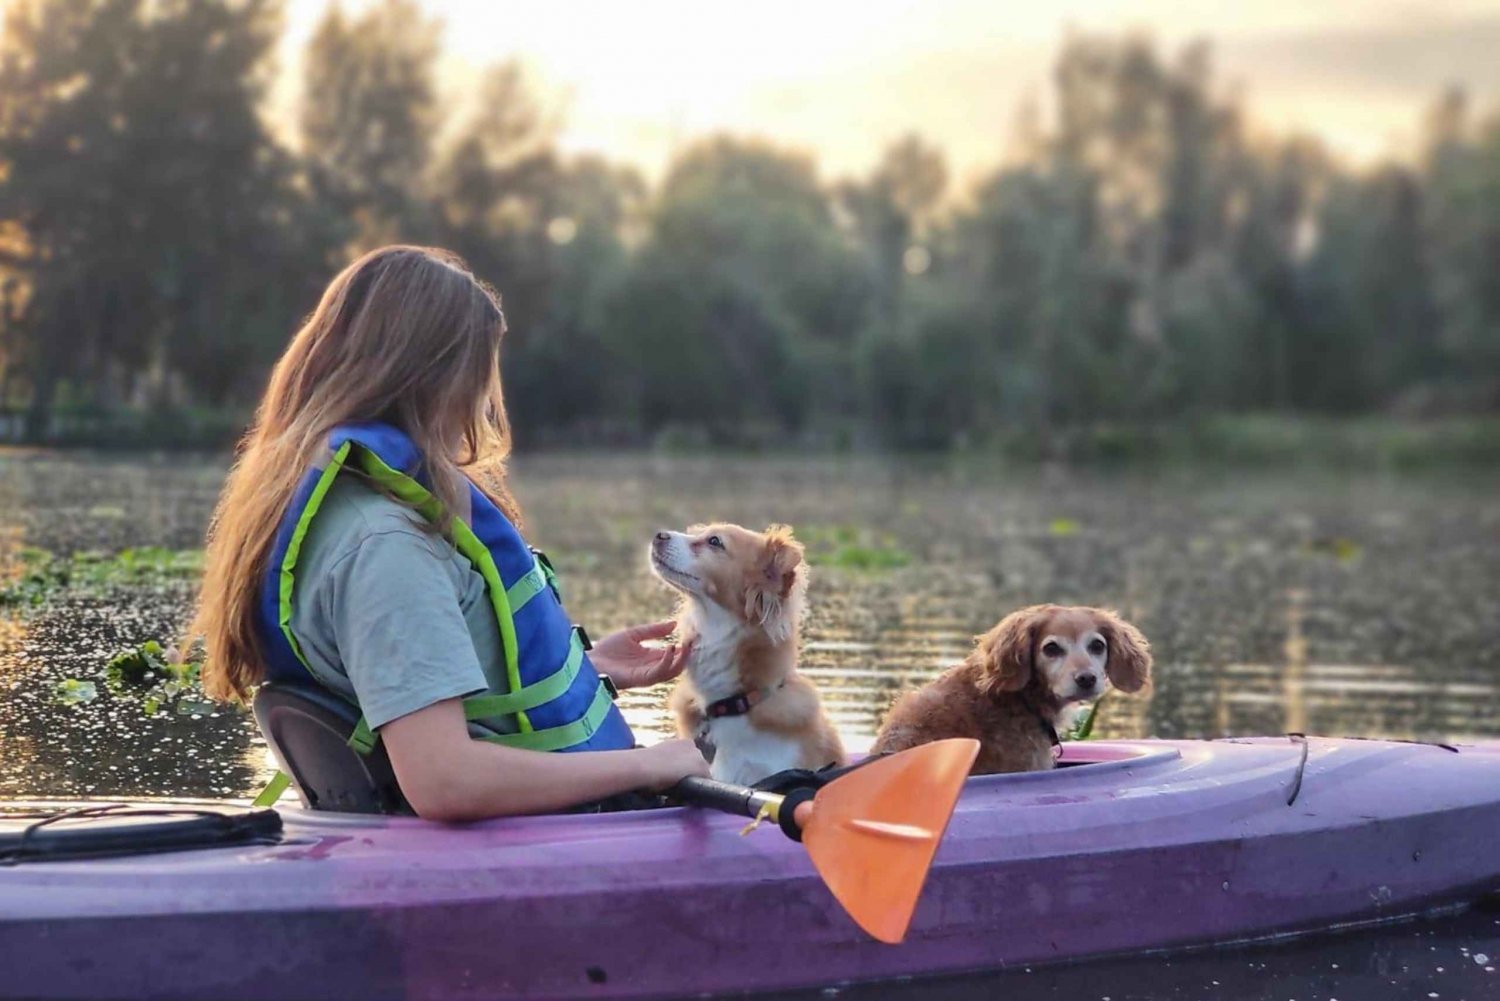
[
  {"left": 348, "top": 715, "right": 377, "bottom": 755},
  {"left": 477, "top": 681, "right": 615, "bottom": 753},
  {"left": 461, "top": 627, "right": 586, "bottom": 720},
  {"left": 504, "top": 557, "right": 548, "bottom": 613},
  {"left": 449, "top": 518, "right": 531, "bottom": 732},
  {"left": 253, "top": 769, "right": 292, "bottom": 807},
  {"left": 343, "top": 677, "right": 613, "bottom": 758},
  {"left": 278, "top": 441, "right": 354, "bottom": 672}
]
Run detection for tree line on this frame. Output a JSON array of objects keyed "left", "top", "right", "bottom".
[{"left": 1, "top": 0, "right": 1497, "bottom": 450}]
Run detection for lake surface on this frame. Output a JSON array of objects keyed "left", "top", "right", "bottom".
[
  {"left": 2, "top": 449, "right": 1497, "bottom": 799},
  {"left": 1, "top": 448, "right": 1497, "bottom": 999}
]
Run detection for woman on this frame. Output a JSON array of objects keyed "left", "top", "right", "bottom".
[{"left": 192, "top": 245, "right": 708, "bottom": 820}]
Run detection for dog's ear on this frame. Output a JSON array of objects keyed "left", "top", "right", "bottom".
[
  {"left": 1097, "top": 610, "right": 1152, "bottom": 693},
  {"left": 744, "top": 526, "right": 806, "bottom": 642},
  {"left": 972, "top": 605, "right": 1049, "bottom": 697},
  {"left": 761, "top": 525, "right": 804, "bottom": 597}
]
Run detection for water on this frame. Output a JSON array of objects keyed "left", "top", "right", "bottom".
[
  {"left": 771, "top": 905, "right": 1500, "bottom": 1001},
  {"left": 1, "top": 448, "right": 1498, "bottom": 997}
]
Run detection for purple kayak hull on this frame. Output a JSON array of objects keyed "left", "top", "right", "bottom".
[{"left": 4, "top": 737, "right": 1500, "bottom": 1000}]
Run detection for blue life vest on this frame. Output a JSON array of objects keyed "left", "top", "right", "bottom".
[{"left": 256, "top": 421, "right": 635, "bottom": 754}]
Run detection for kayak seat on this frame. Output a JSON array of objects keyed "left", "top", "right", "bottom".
[{"left": 252, "top": 682, "right": 411, "bottom": 815}]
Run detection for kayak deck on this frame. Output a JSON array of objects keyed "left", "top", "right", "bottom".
[{"left": 4, "top": 737, "right": 1500, "bottom": 1000}]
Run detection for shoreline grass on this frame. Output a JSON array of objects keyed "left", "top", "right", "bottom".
[{"left": 5, "top": 408, "right": 1500, "bottom": 470}]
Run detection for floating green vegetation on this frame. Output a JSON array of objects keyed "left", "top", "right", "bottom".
[
  {"left": 52, "top": 678, "right": 98, "bottom": 706},
  {"left": 1, "top": 546, "right": 204, "bottom": 608},
  {"left": 1301, "top": 537, "right": 1364, "bottom": 564},
  {"left": 800, "top": 524, "right": 912, "bottom": 572},
  {"left": 56, "top": 640, "right": 209, "bottom": 715},
  {"left": 106, "top": 640, "right": 209, "bottom": 715}
]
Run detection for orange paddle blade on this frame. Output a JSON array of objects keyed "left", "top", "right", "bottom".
[{"left": 800, "top": 738, "right": 979, "bottom": 944}]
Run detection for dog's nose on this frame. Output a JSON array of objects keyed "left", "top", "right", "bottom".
[
  {"left": 1075, "top": 673, "right": 1097, "bottom": 691},
  {"left": 654, "top": 532, "right": 671, "bottom": 543}
]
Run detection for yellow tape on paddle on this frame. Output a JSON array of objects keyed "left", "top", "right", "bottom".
[{"left": 740, "top": 801, "right": 774, "bottom": 836}]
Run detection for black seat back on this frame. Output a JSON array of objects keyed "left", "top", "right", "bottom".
[{"left": 252, "top": 682, "right": 411, "bottom": 815}]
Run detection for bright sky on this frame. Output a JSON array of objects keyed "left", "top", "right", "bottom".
[{"left": 280, "top": 1, "right": 1500, "bottom": 185}]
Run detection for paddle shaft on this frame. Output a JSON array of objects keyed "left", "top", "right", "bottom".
[
  {"left": 667, "top": 775, "right": 818, "bottom": 839},
  {"left": 669, "top": 776, "right": 784, "bottom": 820}
]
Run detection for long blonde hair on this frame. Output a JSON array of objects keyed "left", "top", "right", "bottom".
[{"left": 192, "top": 245, "right": 518, "bottom": 701}]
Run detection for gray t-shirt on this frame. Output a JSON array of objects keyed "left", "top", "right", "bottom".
[{"left": 287, "top": 475, "right": 517, "bottom": 736}]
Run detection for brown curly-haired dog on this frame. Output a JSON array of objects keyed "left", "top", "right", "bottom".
[{"left": 872, "top": 605, "right": 1152, "bottom": 774}]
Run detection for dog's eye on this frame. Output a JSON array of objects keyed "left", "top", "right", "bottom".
[
  {"left": 1041, "top": 641, "right": 1064, "bottom": 658},
  {"left": 1088, "top": 638, "right": 1106, "bottom": 656},
  {"left": 706, "top": 535, "right": 724, "bottom": 550}
]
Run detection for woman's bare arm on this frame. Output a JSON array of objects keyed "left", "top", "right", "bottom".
[{"left": 381, "top": 698, "right": 708, "bottom": 821}]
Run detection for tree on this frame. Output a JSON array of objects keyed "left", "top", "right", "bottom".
[
  {"left": 1, "top": 16, "right": 1494, "bottom": 449},
  {"left": 839, "top": 134, "right": 948, "bottom": 315},
  {"left": 428, "top": 62, "right": 645, "bottom": 437},
  {"left": 1301, "top": 167, "right": 1439, "bottom": 410},
  {"left": 1424, "top": 91, "right": 1500, "bottom": 389},
  {"left": 0, "top": 0, "right": 301, "bottom": 436},
  {"left": 611, "top": 138, "right": 870, "bottom": 438},
  {"left": 300, "top": 0, "right": 440, "bottom": 249}
]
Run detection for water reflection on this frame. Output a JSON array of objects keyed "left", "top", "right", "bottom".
[
  {"left": 767, "top": 905, "right": 1500, "bottom": 1001},
  {"left": 1, "top": 450, "right": 1497, "bottom": 799}
]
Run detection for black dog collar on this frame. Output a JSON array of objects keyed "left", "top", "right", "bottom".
[
  {"left": 1020, "top": 693, "right": 1063, "bottom": 750},
  {"left": 704, "top": 680, "right": 787, "bottom": 719}
]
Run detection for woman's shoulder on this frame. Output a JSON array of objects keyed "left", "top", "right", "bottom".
[
  {"left": 325, "top": 474, "right": 426, "bottom": 529},
  {"left": 303, "top": 475, "right": 446, "bottom": 567}
]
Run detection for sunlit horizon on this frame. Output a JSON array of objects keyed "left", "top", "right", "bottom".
[{"left": 276, "top": 0, "right": 1500, "bottom": 183}]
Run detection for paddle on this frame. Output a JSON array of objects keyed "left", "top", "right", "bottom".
[{"left": 669, "top": 738, "right": 979, "bottom": 944}]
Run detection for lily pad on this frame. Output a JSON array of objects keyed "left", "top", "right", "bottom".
[
  {"left": 53, "top": 679, "right": 99, "bottom": 706},
  {"left": 1049, "top": 518, "right": 1082, "bottom": 537}
]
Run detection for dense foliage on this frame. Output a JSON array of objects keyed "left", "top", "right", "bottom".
[{"left": 1, "top": 1, "right": 1496, "bottom": 450}]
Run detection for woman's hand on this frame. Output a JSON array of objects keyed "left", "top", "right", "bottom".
[
  {"left": 589, "top": 620, "right": 693, "bottom": 690},
  {"left": 637, "top": 738, "right": 711, "bottom": 791}
]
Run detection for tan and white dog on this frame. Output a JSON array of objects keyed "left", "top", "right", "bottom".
[{"left": 649, "top": 523, "right": 845, "bottom": 786}]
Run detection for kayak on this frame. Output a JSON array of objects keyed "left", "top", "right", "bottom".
[{"left": 4, "top": 736, "right": 1500, "bottom": 1000}]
